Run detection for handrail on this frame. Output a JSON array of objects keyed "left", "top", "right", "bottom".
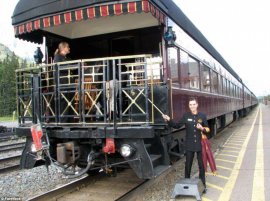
[
  {"left": 16, "top": 54, "right": 164, "bottom": 126},
  {"left": 16, "top": 54, "right": 153, "bottom": 72}
]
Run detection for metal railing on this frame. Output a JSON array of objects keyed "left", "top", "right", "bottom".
[{"left": 16, "top": 55, "right": 163, "bottom": 126}]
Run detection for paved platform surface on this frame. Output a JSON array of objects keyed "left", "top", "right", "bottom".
[{"left": 173, "top": 104, "right": 269, "bottom": 201}]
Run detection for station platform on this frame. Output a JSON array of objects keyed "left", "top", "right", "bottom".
[
  {"left": 194, "top": 104, "right": 268, "bottom": 201},
  {"left": 174, "top": 104, "right": 269, "bottom": 201}
]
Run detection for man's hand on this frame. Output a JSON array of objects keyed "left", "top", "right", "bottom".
[{"left": 162, "top": 114, "right": 170, "bottom": 121}]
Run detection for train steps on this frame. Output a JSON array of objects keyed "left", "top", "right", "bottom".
[{"left": 145, "top": 143, "right": 169, "bottom": 177}]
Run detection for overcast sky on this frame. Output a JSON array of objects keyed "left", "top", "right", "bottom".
[{"left": 0, "top": 0, "right": 269, "bottom": 96}]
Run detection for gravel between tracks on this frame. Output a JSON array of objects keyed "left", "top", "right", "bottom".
[{"left": 0, "top": 165, "right": 84, "bottom": 200}]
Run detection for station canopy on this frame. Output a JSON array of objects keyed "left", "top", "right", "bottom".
[{"left": 12, "top": 0, "right": 165, "bottom": 44}]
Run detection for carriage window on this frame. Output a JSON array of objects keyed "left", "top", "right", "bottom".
[
  {"left": 228, "top": 82, "right": 232, "bottom": 96},
  {"left": 212, "top": 71, "right": 218, "bottom": 93},
  {"left": 180, "top": 50, "right": 189, "bottom": 88},
  {"left": 168, "top": 48, "right": 179, "bottom": 83},
  {"left": 222, "top": 77, "right": 227, "bottom": 95},
  {"left": 232, "top": 84, "right": 235, "bottom": 97},
  {"left": 227, "top": 82, "right": 230, "bottom": 96},
  {"left": 201, "top": 65, "right": 210, "bottom": 92},
  {"left": 188, "top": 57, "right": 199, "bottom": 89},
  {"left": 227, "top": 81, "right": 230, "bottom": 96},
  {"left": 231, "top": 83, "right": 234, "bottom": 97},
  {"left": 218, "top": 75, "right": 223, "bottom": 94}
]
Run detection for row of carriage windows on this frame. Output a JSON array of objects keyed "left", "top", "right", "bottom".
[{"left": 168, "top": 47, "right": 242, "bottom": 98}]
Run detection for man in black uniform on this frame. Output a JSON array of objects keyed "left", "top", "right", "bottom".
[{"left": 162, "top": 97, "right": 210, "bottom": 190}]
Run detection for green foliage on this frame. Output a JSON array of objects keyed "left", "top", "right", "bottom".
[
  {"left": 0, "top": 115, "right": 14, "bottom": 122},
  {"left": 0, "top": 52, "right": 19, "bottom": 116}
]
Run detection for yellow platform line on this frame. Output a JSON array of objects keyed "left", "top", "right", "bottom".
[
  {"left": 229, "top": 138, "right": 246, "bottom": 141},
  {"left": 216, "top": 165, "right": 232, "bottom": 171},
  {"left": 228, "top": 139, "right": 245, "bottom": 142},
  {"left": 206, "top": 182, "right": 223, "bottom": 191},
  {"left": 227, "top": 140, "right": 244, "bottom": 143},
  {"left": 229, "top": 138, "right": 245, "bottom": 140},
  {"left": 206, "top": 172, "right": 229, "bottom": 180},
  {"left": 202, "top": 197, "right": 213, "bottom": 201},
  {"left": 218, "top": 153, "right": 237, "bottom": 158},
  {"left": 216, "top": 158, "right": 236, "bottom": 164},
  {"left": 218, "top": 107, "right": 259, "bottom": 201},
  {"left": 228, "top": 138, "right": 245, "bottom": 140},
  {"left": 251, "top": 108, "right": 264, "bottom": 201},
  {"left": 225, "top": 142, "right": 243, "bottom": 146},
  {"left": 222, "top": 145, "right": 241, "bottom": 150},
  {"left": 230, "top": 136, "right": 247, "bottom": 139},
  {"left": 221, "top": 134, "right": 235, "bottom": 145},
  {"left": 223, "top": 143, "right": 241, "bottom": 147},
  {"left": 233, "top": 134, "right": 247, "bottom": 137},
  {"left": 221, "top": 150, "right": 239, "bottom": 154},
  {"left": 228, "top": 140, "right": 245, "bottom": 142}
]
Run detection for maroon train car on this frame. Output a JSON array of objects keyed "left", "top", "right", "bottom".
[{"left": 13, "top": 0, "right": 257, "bottom": 179}]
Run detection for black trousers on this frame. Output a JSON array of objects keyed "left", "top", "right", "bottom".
[{"left": 185, "top": 150, "right": 206, "bottom": 187}]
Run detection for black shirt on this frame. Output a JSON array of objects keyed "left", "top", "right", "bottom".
[
  {"left": 168, "top": 112, "right": 209, "bottom": 151},
  {"left": 54, "top": 54, "right": 67, "bottom": 63}
]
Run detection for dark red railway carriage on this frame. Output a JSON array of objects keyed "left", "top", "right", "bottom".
[{"left": 12, "top": 0, "right": 257, "bottom": 179}]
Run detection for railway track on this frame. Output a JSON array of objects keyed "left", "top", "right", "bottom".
[
  {"left": 0, "top": 138, "right": 24, "bottom": 174},
  {"left": 0, "top": 142, "right": 25, "bottom": 152},
  {"left": 27, "top": 158, "right": 186, "bottom": 201},
  {"left": 28, "top": 168, "right": 146, "bottom": 201},
  {"left": 0, "top": 154, "right": 21, "bottom": 174},
  {"left": 0, "top": 131, "right": 19, "bottom": 142}
]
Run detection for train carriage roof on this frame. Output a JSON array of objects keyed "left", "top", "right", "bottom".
[
  {"left": 151, "top": 0, "right": 241, "bottom": 81},
  {"left": 12, "top": 0, "right": 113, "bottom": 25},
  {"left": 12, "top": 0, "right": 242, "bottom": 82}
]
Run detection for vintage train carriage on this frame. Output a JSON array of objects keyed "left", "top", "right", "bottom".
[{"left": 12, "top": 0, "right": 257, "bottom": 179}]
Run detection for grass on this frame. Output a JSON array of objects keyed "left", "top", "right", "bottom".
[{"left": 0, "top": 116, "right": 16, "bottom": 122}]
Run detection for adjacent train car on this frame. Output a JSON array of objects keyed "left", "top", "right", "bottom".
[{"left": 12, "top": 0, "right": 257, "bottom": 179}]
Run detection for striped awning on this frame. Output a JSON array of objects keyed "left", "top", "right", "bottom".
[{"left": 14, "top": 0, "right": 165, "bottom": 39}]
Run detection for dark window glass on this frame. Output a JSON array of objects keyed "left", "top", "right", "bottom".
[
  {"left": 223, "top": 77, "right": 227, "bottom": 95},
  {"left": 180, "top": 50, "right": 189, "bottom": 88},
  {"left": 201, "top": 65, "right": 210, "bottom": 92},
  {"left": 227, "top": 81, "right": 230, "bottom": 96},
  {"left": 212, "top": 71, "right": 218, "bottom": 93},
  {"left": 188, "top": 57, "right": 200, "bottom": 89},
  {"left": 219, "top": 75, "right": 223, "bottom": 94},
  {"left": 168, "top": 48, "right": 178, "bottom": 83}
]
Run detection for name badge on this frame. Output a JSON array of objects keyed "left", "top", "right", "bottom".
[{"left": 187, "top": 118, "right": 193, "bottom": 121}]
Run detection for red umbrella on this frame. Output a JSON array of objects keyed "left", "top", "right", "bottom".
[{"left": 201, "top": 134, "right": 217, "bottom": 175}]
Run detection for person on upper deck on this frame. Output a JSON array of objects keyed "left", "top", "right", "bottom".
[
  {"left": 53, "top": 42, "right": 72, "bottom": 123},
  {"left": 54, "top": 42, "right": 70, "bottom": 63},
  {"left": 162, "top": 97, "right": 210, "bottom": 192}
]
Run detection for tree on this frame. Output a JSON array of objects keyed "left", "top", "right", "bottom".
[{"left": 0, "top": 52, "right": 19, "bottom": 116}]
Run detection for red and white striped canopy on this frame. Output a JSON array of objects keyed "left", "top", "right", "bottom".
[{"left": 13, "top": 0, "right": 165, "bottom": 43}]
